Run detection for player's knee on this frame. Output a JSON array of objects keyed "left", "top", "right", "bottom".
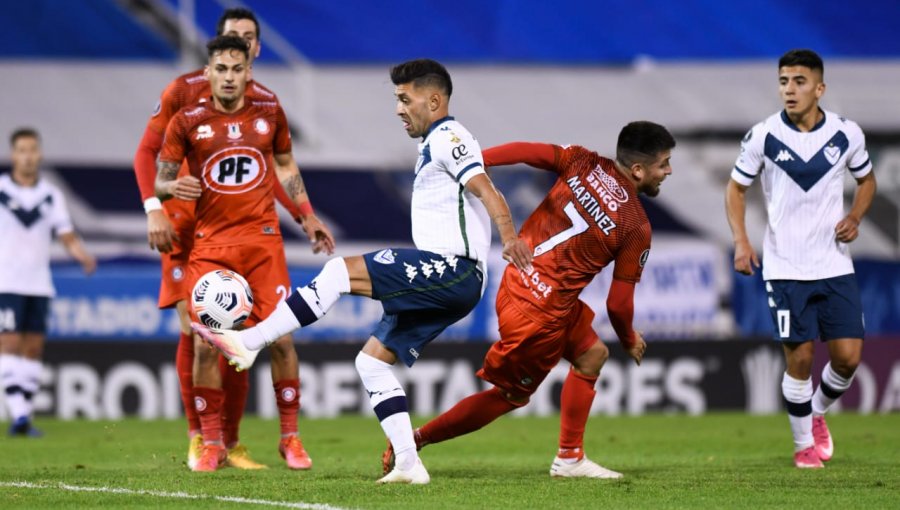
[
  {"left": 267, "top": 336, "right": 295, "bottom": 363},
  {"left": 831, "top": 355, "right": 860, "bottom": 378},
  {"left": 493, "top": 386, "right": 530, "bottom": 408},
  {"left": 573, "top": 342, "right": 608, "bottom": 376}
]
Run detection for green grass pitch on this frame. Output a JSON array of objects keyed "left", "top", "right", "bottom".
[{"left": 1, "top": 413, "right": 898, "bottom": 509}]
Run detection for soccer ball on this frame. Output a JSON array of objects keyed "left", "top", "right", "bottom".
[{"left": 191, "top": 269, "right": 254, "bottom": 330}]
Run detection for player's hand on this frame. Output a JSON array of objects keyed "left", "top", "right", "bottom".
[
  {"left": 733, "top": 239, "right": 760, "bottom": 275},
  {"left": 80, "top": 254, "right": 98, "bottom": 276},
  {"left": 147, "top": 209, "right": 178, "bottom": 253},
  {"left": 297, "top": 214, "right": 335, "bottom": 255},
  {"left": 625, "top": 332, "right": 646, "bottom": 366},
  {"left": 835, "top": 215, "right": 860, "bottom": 243},
  {"left": 168, "top": 175, "right": 202, "bottom": 201},
  {"left": 503, "top": 239, "right": 532, "bottom": 272}
]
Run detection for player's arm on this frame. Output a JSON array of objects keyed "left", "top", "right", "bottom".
[
  {"left": 465, "top": 174, "right": 531, "bottom": 271},
  {"left": 725, "top": 180, "right": 759, "bottom": 275},
  {"left": 59, "top": 231, "right": 97, "bottom": 275},
  {"left": 134, "top": 83, "right": 181, "bottom": 253},
  {"left": 608, "top": 223, "right": 652, "bottom": 365},
  {"left": 606, "top": 279, "right": 645, "bottom": 365},
  {"left": 482, "top": 142, "right": 558, "bottom": 171},
  {"left": 726, "top": 125, "right": 764, "bottom": 275},
  {"left": 273, "top": 152, "right": 335, "bottom": 255},
  {"left": 836, "top": 172, "right": 876, "bottom": 243},
  {"left": 155, "top": 114, "right": 201, "bottom": 202}
]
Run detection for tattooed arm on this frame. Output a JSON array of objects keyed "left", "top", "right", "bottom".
[
  {"left": 273, "top": 152, "right": 335, "bottom": 255},
  {"left": 155, "top": 160, "right": 202, "bottom": 201}
]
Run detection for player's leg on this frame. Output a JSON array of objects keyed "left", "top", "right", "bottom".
[
  {"left": 0, "top": 294, "right": 31, "bottom": 435},
  {"left": 810, "top": 274, "right": 866, "bottom": 461},
  {"left": 552, "top": 303, "right": 621, "bottom": 479},
  {"left": 367, "top": 250, "right": 484, "bottom": 484},
  {"left": 195, "top": 256, "right": 358, "bottom": 366},
  {"left": 187, "top": 249, "right": 229, "bottom": 471},
  {"left": 769, "top": 279, "right": 822, "bottom": 468},
  {"left": 14, "top": 330, "right": 46, "bottom": 437},
  {"left": 3, "top": 295, "right": 49, "bottom": 437},
  {"left": 268, "top": 335, "right": 310, "bottom": 470}
]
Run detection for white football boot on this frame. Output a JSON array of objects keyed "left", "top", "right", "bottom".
[
  {"left": 550, "top": 456, "right": 623, "bottom": 479},
  {"left": 191, "top": 322, "right": 259, "bottom": 371},
  {"left": 377, "top": 457, "right": 430, "bottom": 485}
]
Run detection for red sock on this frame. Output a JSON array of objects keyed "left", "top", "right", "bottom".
[
  {"left": 175, "top": 332, "right": 200, "bottom": 434},
  {"left": 559, "top": 368, "right": 598, "bottom": 456},
  {"left": 418, "top": 387, "right": 517, "bottom": 446},
  {"left": 274, "top": 378, "right": 300, "bottom": 437},
  {"left": 220, "top": 356, "right": 249, "bottom": 447},
  {"left": 194, "top": 386, "right": 225, "bottom": 445}
]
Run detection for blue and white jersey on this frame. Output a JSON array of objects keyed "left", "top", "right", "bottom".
[
  {"left": 411, "top": 116, "right": 491, "bottom": 281},
  {"left": 0, "top": 173, "right": 73, "bottom": 296},
  {"left": 732, "top": 109, "right": 872, "bottom": 281}
]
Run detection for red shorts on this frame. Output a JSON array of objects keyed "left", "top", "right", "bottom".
[
  {"left": 186, "top": 239, "right": 290, "bottom": 327},
  {"left": 477, "top": 282, "right": 599, "bottom": 399},
  {"left": 157, "top": 223, "right": 195, "bottom": 309}
]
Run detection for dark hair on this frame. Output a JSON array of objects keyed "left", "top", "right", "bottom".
[
  {"left": 616, "top": 121, "right": 676, "bottom": 167},
  {"left": 779, "top": 49, "right": 824, "bottom": 76},
  {"left": 10, "top": 127, "right": 39, "bottom": 147},
  {"left": 390, "top": 59, "right": 453, "bottom": 97},
  {"left": 207, "top": 35, "right": 250, "bottom": 61},
  {"left": 216, "top": 8, "right": 260, "bottom": 38}
]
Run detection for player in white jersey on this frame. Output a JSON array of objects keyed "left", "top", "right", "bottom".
[
  {"left": 725, "top": 50, "right": 876, "bottom": 469},
  {"left": 195, "top": 59, "right": 532, "bottom": 483},
  {"left": 0, "top": 128, "right": 95, "bottom": 436}
]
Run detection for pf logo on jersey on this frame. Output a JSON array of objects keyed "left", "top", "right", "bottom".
[{"left": 202, "top": 146, "right": 267, "bottom": 194}]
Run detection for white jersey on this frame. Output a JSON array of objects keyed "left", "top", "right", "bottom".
[
  {"left": 732, "top": 109, "right": 872, "bottom": 281},
  {"left": 0, "top": 173, "right": 73, "bottom": 296},
  {"left": 411, "top": 116, "right": 491, "bottom": 278}
]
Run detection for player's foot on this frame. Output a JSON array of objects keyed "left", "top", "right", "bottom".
[
  {"left": 381, "top": 428, "right": 425, "bottom": 475},
  {"left": 377, "top": 457, "right": 430, "bottom": 485},
  {"left": 279, "top": 435, "right": 312, "bottom": 470},
  {"left": 793, "top": 446, "right": 825, "bottom": 469},
  {"left": 187, "top": 434, "right": 203, "bottom": 469},
  {"left": 191, "top": 322, "right": 259, "bottom": 371},
  {"left": 7, "top": 417, "right": 42, "bottom": 438},
  {"left": 550, "top": 456, "right": 623, "bottom": 479},
  {"left": 812, "top": 415, "right": 833, "bottom": 461},
  {"left": 192, "top": 443, "right": 227, "bottom": 472},
  {"left": 227, "top": 443, "right": 268, "bottom": 470}
]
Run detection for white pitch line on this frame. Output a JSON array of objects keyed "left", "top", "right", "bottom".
[{"left": 0, "top": 481, "right": 354, "bottom": 510}]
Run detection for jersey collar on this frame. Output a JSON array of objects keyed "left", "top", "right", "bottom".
[
  {"left": 422, "top": 116, "right": 455, "bottom": 141},
  {"left": 780, "top": 108, "right": 826, "bottom": 133}
]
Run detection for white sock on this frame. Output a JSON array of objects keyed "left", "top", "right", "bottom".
[
  {"left": 243, "top": 300, "right": 300, "bottom": 351},
  {"left": 19, "top": 357, "right": 42, "bottom": 418},
  {"left": 355, "top": 351, "right": 418, "bottom": 470},
  {"left": 1, "top": 354, "right": 30, "bottom": 420},
  {"left": 244, "top": 258, "right": 350, "bottom": 351},
  {"left": 812, "top": 362, "right": 854, "bottom": 416},
  {"left": 782, "top": 372, "right": 814, "bottom": 451}
]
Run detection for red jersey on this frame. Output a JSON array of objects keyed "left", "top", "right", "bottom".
[
  {"left": 159, "top": 97, "right": 292, "bottom": 246},
  {"left": 133, "top": 70, "right": 294, "bottom": 227},
  {"left": 498, "top": 144, "right": 651, "bottom": 325}
]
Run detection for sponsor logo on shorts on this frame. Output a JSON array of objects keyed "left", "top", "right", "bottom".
[
  {"left": 172, "top": 266, "right": 184, "bottom": 281},
  {"left": 520, "top": 377, "right": 533, "bottom": 386},
  {"left": 374, "top": 249, "right": 395, "bottom": 265},
  {"left": 639, "top": 249, "right": 650, "bottom": 267},
  {"left": 409, "top": 348, "right": 420, "bottom": 359},
  {"left": 152, "top": 99, "right": 161, "bottom": 117},
  {"left": 194, "top": 396, "right": 207, "bottom": 412},
  {"left": 281, "top": 387, "right": 297, "bottom": 402}
]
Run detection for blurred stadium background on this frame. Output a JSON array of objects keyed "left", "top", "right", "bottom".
[{"left": 1, "top": 0, "right": 898, "bottom": 422}]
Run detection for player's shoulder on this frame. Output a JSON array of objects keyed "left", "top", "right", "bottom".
[
  {"left": 825, "top": 109, "right": 865, "bottom": 137},
  {"left": 562, "top": 144, "right": 600, "bottom": 160},
  {"left": 170, "top": 101, "right": 214, "bottom": 129},
  {"left": 165, "top": 69, "right": 208, "bottom": 97},
  {"left": 429, "top": 118, "right": 476, "bottom": 148},
  {"left": 246, "top": 80, "right": 279, "bottom": 102}
]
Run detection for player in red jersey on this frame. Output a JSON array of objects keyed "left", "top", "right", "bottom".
[
  {"left": 383, "top": 121, "right": 675, "bottom": 478},
  {"left": 133, "top": 9, "right": 325, "bottom": 470},
  {"left": 155, "top": 35, "right": 334, "bottom": 472}
]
